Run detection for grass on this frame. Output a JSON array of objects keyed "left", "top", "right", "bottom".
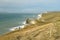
[{"left": 0, "top": 11, "right": 60, "bottom": 40}]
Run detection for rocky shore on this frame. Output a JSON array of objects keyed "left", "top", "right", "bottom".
[{"left": 0, "top": 12, "right": 60, "bottom": 40}]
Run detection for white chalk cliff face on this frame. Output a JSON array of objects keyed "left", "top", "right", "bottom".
[{"left": 37, "top": 14, "right": 42, "bottom": 20}]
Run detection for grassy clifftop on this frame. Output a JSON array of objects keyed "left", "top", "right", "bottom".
[{"left": 0, "top": 12, "right": 60, "bottom": 40}]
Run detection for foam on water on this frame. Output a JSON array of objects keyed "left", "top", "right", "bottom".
[
  {"left": 9, "top": 21, "right": 26, "bottom": 31},
  {"left": 9, "top": 14, "right": 41, "bottom": 31},
  {"left": 9, "top": 26, "right": 20, "bottom": 31},
  {"left": 22, "top": 21, "right": 26, "bottom": 25},
  {"left": 0, "top": 13, "right": 38, "bottom": 34},
  {"left": 9, "top": 25, "right": 25, "bottom": 31}
]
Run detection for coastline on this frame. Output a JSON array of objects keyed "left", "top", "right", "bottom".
[{"left": 0, "top": 12, "right": 60, "bottom": 40}]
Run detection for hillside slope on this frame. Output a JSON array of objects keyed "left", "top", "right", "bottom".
[{"left": 0, "top": 12, "right": 60, "bottom": 40}]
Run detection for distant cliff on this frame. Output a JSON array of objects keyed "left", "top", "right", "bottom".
[{"left": 0, "top": 12, "right": 60, "bottom": 40}]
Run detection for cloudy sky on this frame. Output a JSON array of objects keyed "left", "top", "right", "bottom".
[{"left": 0, "top": 0, "right": 60, "bottom": 13}]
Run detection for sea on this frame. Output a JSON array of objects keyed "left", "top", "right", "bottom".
[{"left": 0, "top": 13, "right": 38, "bottom": 35}]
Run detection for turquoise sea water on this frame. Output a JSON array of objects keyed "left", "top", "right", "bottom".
[{"left": 0, "top": 13, "right": 38, "bottom": 35}]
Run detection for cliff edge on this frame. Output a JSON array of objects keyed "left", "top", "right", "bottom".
[{"left": 0, "top": 12, "right": 60, "bottom": 40}]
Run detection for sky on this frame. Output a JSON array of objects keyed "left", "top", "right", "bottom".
[{"left": 0, "top": 0, "right": 60, "bottom": 13}]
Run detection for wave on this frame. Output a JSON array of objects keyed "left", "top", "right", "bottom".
[
  {"left": 9, "top": 21, "right": 26, "bottom": 31},
  {"left": 9, "top": 25, "right": 25, "bottom": 31},
  {"left": 22, "top": 21, "right": 26, "bottom": 25},
  {"left": 9, "top": 15, "right": 37, "bottom": 31}
]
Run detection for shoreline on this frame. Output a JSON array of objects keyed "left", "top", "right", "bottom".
[{"left": 0, "top": 12, "right": 60, "bottom": 40}]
